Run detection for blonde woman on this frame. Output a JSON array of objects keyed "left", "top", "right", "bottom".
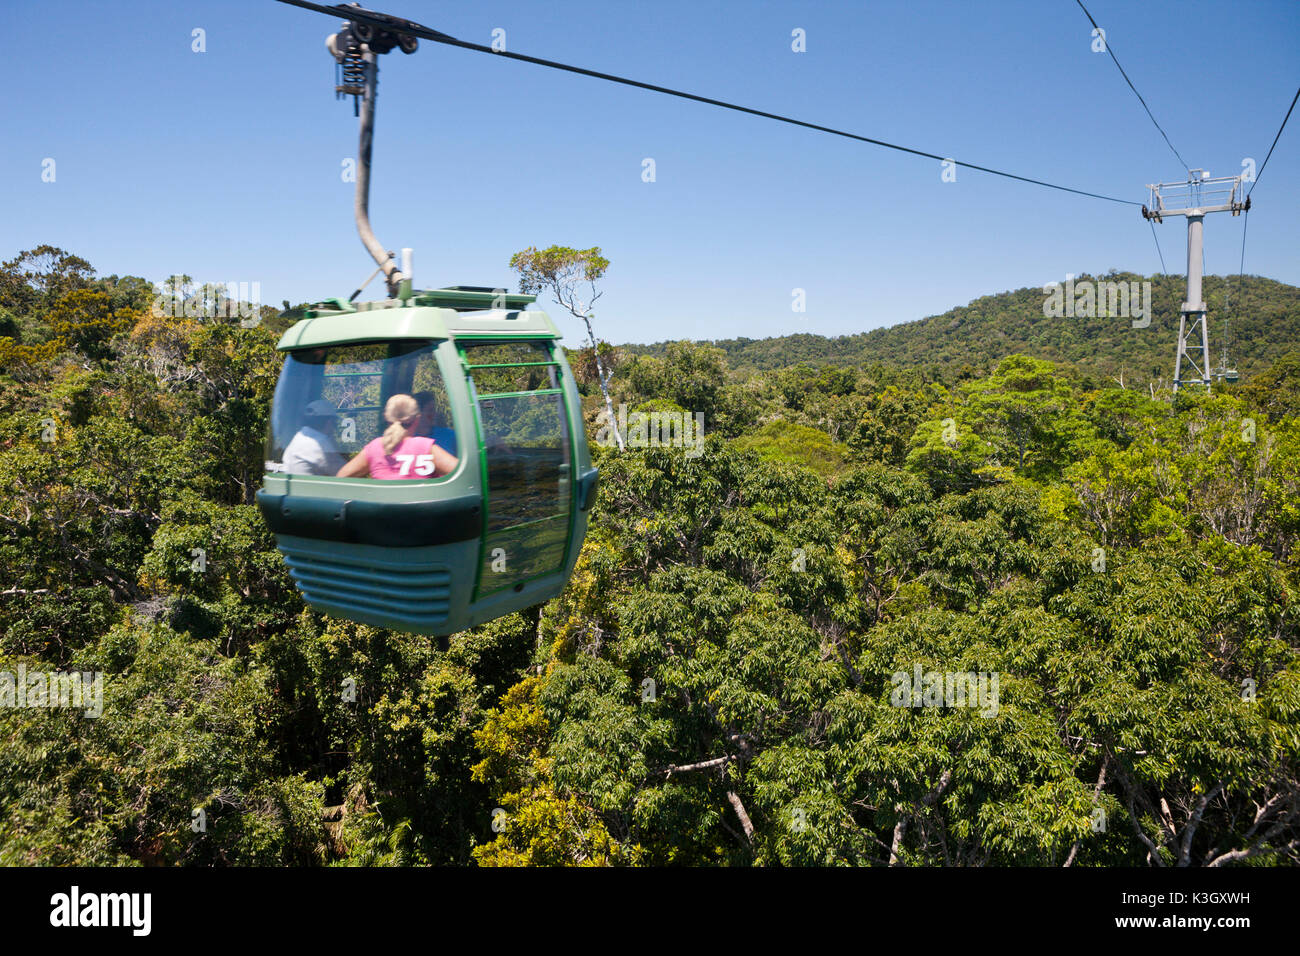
[{"left": 337, "top": 393, "right": 459, "bottom": 479}]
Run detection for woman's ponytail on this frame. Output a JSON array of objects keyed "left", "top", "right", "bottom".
[{"left": 381, "top": 394, "right": 421, "bottom": 455}]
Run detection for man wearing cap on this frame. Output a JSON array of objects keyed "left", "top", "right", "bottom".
[{"left": 284, "top": 399, "right": 346, "bottom": 475}]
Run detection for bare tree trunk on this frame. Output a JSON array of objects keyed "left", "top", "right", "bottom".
[
  {"left": 583, "top": 312, "right": 623, "bottom": 451},
  {"left": 1065, "top": 755, "right": 1110, "bottom": 867},
  {"left": 890, "top": 770, "right": 952, "bottom": 866},
  {"left": 727, "top": 790, "right": 755, "bottom": 843},
  {"left": 889, "top": 812, "right": 908, "bottom": 866},
  {"left": 1178, "top": 783, "right": 1224, "bottom": 866}
]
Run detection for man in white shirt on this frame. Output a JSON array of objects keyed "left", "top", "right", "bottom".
[{"left": 283, "top": 399, "right": 346, "bottom": 475}]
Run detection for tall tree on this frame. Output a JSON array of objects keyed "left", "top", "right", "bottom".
[
  {"left": 0, "top": 245, "right": 94, "bottom": 313},
  {"left": 509, "top": 245, "right": 623, "bottom": 450}
]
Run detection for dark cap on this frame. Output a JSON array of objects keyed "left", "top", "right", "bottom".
[{"left": 305, "top": 399, "right": 339, "bottom": 417}]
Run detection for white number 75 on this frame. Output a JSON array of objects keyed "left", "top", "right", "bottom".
[{"left": 396, "top": 454, "right": 435, "bottom": 476}]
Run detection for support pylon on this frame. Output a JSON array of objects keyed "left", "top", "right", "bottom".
[{"left": 1142, "top": 170, "right": 1250, "bottom": 392}]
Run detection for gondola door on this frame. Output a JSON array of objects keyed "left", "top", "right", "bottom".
[{"left": 459, "top": 340, "right": 575, "bottom": 599}]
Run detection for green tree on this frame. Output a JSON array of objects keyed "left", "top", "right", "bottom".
[{"left": 510, "top": 245, "right": 622, "bottom": 450}]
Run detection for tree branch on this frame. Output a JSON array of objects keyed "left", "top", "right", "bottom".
[
  {"left": 726, "top": 790, "right": 754, "bottom": 844},
  {"left": 662, "top": 755, "right": 732, "bottom": 777},
  {"left": 1065, "top": 754, "right": 1110, "bottom": 868},
  {"left": 1178, "top": 782, "right": 1224, "bottom": 867}
]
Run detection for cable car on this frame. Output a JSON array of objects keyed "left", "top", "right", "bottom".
[
  {"left": 257, "top": 10, "right": 597, "bottom": 637},
  {"left": 257, "top": 286, "right": 598, "bottom": 636}
]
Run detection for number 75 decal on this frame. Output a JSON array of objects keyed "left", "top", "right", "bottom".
[{"left": 395, "top": 454, "right": 436, "bottom": 476}]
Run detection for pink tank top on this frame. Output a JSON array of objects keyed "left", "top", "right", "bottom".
[{"left": 362, "top": 435, "right": 438, "bottom": 480}]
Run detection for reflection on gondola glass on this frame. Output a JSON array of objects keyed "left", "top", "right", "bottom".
[
  {"left": 464, "top": 341, "right": 571, "bottom": 594},
  {"left": 462, "top": 340, "right": 557, "bottom": 394}
]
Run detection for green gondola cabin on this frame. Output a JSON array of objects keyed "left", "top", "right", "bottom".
[{"left": 257, "top": 286, "right": 598, "bottom": 637}]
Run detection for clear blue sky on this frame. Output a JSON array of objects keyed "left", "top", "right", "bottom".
[{"left": 3, "top": 0, "right": 1297, "bottom": 346}]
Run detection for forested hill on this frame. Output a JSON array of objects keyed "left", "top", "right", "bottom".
[{"left": 625, "top": 273, "right": 1300, "bottom": 382}]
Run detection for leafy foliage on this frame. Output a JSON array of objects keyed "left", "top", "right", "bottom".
[{"left": 1, "top": 248, "right": 1297, "bottom": 867}]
